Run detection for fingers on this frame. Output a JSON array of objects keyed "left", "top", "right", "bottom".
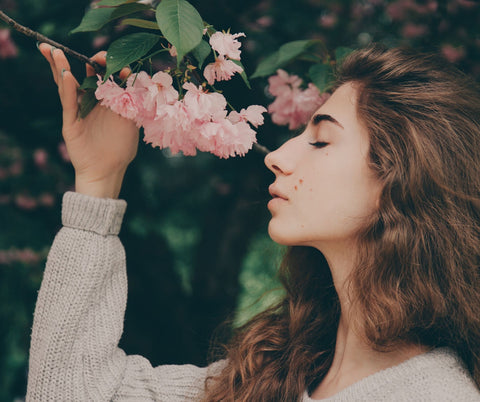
[
  {"left": 38, "top": 43, "right": 60, "bottom": 85},
  {"left": 86, "top": 51, "right": 107, "bottom": 77},
  {"left": 119, "top": 67, "right": 132, "bottom": 81},
  {"left": 85, "top": 52, "right": 131, "bottom": 81},
  {"left": 60, "top": 70, "right": 80, "bottom": 127},
  {"left": 38, "top": 44, "right": 80, "bottom": 125}
]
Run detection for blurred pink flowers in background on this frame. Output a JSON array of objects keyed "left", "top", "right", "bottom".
[
  {"left": 441, "top": 44, "right": 466, "bottom": 63},
  {"left": 267, "top": 69, "right": 330, "bottom": 130},
  {"left": 58, "top": 142, "right": 71, "bottom": 162},
  {"left": 33, "top": 149, "right": 48, "bottom": 169},
  {"left": 0, "top": 28, "right": 18, "bottom": 59},
  {"left": 0, "top": 247, "right": 42, "bottom": 265}
]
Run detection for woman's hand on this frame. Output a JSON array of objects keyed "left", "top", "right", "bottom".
[{"left": 38, "top": 44, "right": 139, "bottom": 199}]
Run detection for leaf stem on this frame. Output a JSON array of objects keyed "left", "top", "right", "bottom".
[
  {"left": 0, "top": 10, "right": 105, "bottom": 74},
  {"left": 138, "top": 47, "right": 170, "bottom": 63}
]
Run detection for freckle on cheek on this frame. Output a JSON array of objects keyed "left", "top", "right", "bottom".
[
  {"left": 299, "top": 179, "right": 303, "bottom": 184},
  {"left": 294, "top": 185, "right": 298, "bottom": 190}
]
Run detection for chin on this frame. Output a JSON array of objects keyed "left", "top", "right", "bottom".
[{"left": 267, "top": 223, "right": 303, "bottom": 246}]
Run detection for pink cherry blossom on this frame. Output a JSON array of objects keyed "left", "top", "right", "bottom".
[
  {"left": 268, "top": 70, "right": 330, "bottom": 130},
  {"left": 96, "top": 75, "right": 142, "bottom": 121},
  {"left": 124, "top": 71, "right": 153, "bottom": 125},
  {"left": 204, "top": 56, "right": 243, "bottom": 85},
  {"left": 151, "top": 71, "right": 179, "bottom": 105},
  {"left": 209, "top": 31, "right": 246, "bottom": 60},
  {"left": 198, "top": 119, "right": 256, "bottom": 158},
  {"left": 183, "top": 82, "right": 228, "bottom": 122},
  {"left": 267, "top": 69, "right": 302, "bottom": 96},
  {"left": 143, "top": 101, "right": 198, "bottom": 156},
  {"left": 228, "top": 105, "right": 268, "bottom": 127},
  {"left": 95, "top": 76, "right": 124, "bottom": 109},
  {"left": 0, "top": 29, "right": 18, "bottom": 59},
  {"left": 110, "top": 89, "right": 140, "bottom": 120}
]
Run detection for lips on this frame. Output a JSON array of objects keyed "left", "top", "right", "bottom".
[{"left": 268, "top": 184, "right": 289, "bottom": 200}]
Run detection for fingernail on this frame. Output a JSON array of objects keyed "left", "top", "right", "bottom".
[
  {"left": 61, "top": 68, "right": 66, "bottom": 78},
  {"left": 36, "top": 41, "right": 40, "bottom": 50},
  {"left": 50, "top": 46, "right": 56, "bottom": 57}
]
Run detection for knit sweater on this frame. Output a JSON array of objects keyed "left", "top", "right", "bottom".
[{"left": 27, "top": 191, "right": 480, "bottom": 401}]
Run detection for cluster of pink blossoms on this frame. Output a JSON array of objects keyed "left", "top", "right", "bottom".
[
  {"left": 204, "top": 32, "right": 245, "bottom": 85},
  {"left": 267, "top": 69, "right": 330, "bottom": 130},
  {"left": 95, "top": 31, "right": 266, "bottom": 158},
  {"left": 95, "top": 71, "right": 266, "bottom": 158}
]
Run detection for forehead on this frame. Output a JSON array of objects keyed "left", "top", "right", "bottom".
[
  {"left": 322, "top": 82, "right": 358, "bottom": 115},
  {"left": 313, "top": 82, "right": 368, "bottom": 139}
]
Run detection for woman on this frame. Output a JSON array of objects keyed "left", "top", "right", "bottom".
[{"left": 27, "top": 44, "right": 480, "bottom": 401}]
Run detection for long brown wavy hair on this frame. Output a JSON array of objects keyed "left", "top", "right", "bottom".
[{"left": 202, "top": 45, "right": 480, "bottom": 401}]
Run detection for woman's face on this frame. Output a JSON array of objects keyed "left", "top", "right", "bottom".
[{"left": 265, "top": 83, "right": 381, "bottom": 250}]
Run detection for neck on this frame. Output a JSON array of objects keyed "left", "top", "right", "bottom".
[{"left": 310, "top": 242, "right": 429, "bottom": 399}]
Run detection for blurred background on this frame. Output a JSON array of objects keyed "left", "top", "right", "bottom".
[{"left": 1, "top": 0, "right": 479, "bottom": 399}]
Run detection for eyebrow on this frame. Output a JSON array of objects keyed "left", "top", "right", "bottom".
[{"left": 311, "top": 113, "right": 344, "bottom": 129}]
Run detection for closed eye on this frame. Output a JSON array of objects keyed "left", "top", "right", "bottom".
[{"left": 309, "top": 141, "right": 329, "bottom": 148}]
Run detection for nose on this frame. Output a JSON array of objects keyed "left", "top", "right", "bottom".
[{"left": 264, "top": 137, "right": 297, "bottom": 176}]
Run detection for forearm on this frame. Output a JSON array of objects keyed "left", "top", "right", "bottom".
[{"left": 27, "top": 192, "right": 128, "bottom": 401}]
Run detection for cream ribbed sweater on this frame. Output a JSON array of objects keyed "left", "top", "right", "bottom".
[{"left": 27, "top": 192, "right": 480, "bottom": 401}]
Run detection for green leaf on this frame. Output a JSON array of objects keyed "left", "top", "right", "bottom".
[
  {"left": 79, "top": 89, "right": 98, "bottom": 119},
  {"left": 231, "top": 59, "right": 251, "bottom": 90},
  {"left": 250, "top": 52, "right": 278, "bottom": 79},
  {"left": 70, "top": 3, "right": 150, "bottom": 34},
  {"left": 251, "top": 40, "right": 315, "bottom": 78},
  {"left": 334, "top": 46, "right": 354, "bottom": 66},
  {"left": 308, "top": 63, "right": 334, "bottom": 93},
  {"left": 111, "top": 3, "right": 151, "bottom": 20},
  {"left": 191, "top": 40, "right": 211, "bottom": 68},
  {"left": 121, "top": 18, "right": 160, "bottom": 30},
  {"left": 105, "top": 32, "right": 160, "bottom": 78},
  {"left": 70, "top": 8, "right": 115, "bottom": 34},
  {"left": 79, "top": 76, "right": 98, "bottom": 90},
  {"left": 97, "top": 0, "right": 138, "bottom": 6},
  {"left": 156, "top": 0, "right": 204, "bottom": 65}
]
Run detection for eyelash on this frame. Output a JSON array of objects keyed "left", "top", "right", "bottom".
[{"left": 309, "top": 141, "right": 329, "bottom": 148}]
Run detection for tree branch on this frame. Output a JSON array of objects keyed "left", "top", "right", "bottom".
[
  {"left": 0, "top": 9, "right": 271, "bottom": 156},
  {"left": 0, "top": 10, "right": 104, "bottom": 74}
]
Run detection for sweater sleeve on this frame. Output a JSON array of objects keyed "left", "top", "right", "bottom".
[{"left": 27, "top": 192, "right": 222, "bottom": 402}]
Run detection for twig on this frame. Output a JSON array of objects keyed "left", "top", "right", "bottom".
[
  {"left": 253, "top": 143, "right": 270, "bottom": 156},
  {"left": 0, "top": 10, "right": 104, "bottom": 74}
]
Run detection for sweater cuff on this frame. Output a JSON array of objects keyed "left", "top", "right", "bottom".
[{"left": 61, "top": 191, "right": 127, "bottom": 236}]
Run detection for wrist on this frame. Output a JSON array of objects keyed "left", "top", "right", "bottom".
[{"left": 75, "top": 172, "right": 125, "bottom": 199}]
